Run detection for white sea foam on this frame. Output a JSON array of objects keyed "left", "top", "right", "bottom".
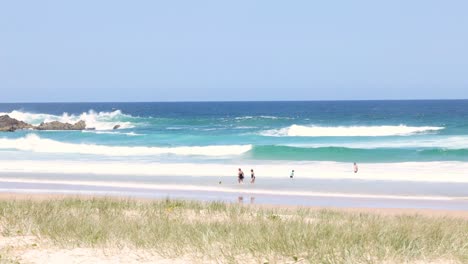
[
  {"left": 0, "top": 160, "right": 468, "bottom": 183},
  {"left": 234, "top": 116, "right": 291, "bottom": 120},
  {"left": 0, "top": 134, "right": 252, "bottom": 156},
  {"left": 81, "top": 130, "right": 144, "bottom": 136},
  {"left": 0, "top": 110, "right": 134, "bottom": 130},
  {"left": 286, "top": 136, "right": 468, "bottom": 149},
  {"left": 261, "top": 125, "right": 445, "bottom": 137}
]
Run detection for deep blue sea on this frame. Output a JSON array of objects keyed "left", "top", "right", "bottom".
[{"left": 1, "top": 100, "right": 468, "bottom": 163}]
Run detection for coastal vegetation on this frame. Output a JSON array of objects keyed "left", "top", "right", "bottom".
[{"left": 0, "top": 197, "right": 467, "bottom": 263}]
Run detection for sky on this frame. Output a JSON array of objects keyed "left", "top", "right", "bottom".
[{"left": 0, "top": 1, "right": 467, "bottom": 102}]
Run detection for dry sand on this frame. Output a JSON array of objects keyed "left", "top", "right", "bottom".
[
  {"left": 0, "top": 235, "right": 212, "bottom": 264},
  {"left": 0, "top": 192, "right": 467, "bottom": 263}
]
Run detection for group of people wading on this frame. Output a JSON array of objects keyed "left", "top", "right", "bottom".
[
  {"left": 237, "top": 168, "right": 255, "bottom": 184},
  {"left": 236, "top": 163, "right": 358, "bottom": 184}
]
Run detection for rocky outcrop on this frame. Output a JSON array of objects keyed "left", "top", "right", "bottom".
[
  {"left": 0, "top": 115, "right": 87, "bottom": 132},
  {"left": 36, "top": 120, "right": 86, "bottom": 131},
  {"left": 72, "top": 120, "right": 86, "bottom": 130},
  {"left": 0, "top": 115, "right": 34, "bottom": 132},
  {"left": 113, "top": 125, "right": 121, "bottom": 130}
]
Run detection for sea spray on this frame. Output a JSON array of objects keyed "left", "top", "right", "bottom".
[{"left": 0, "top": 110, "right": 134, "bottom": 130}]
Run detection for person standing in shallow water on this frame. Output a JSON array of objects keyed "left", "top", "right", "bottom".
[
  {"left": 238, "top": 168, "right": 244, "bottom": 183},
  {"left": 250, "top": 169, "right": 256, "bottom": 183},
  {"left": 354, "top": 162, "right": 359, "bottom": 173},
  {"left": 290, "top": 170, "right": 294, "bottom": 179}
]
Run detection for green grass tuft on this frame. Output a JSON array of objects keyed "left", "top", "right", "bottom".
[{"left": 0, "top": 197, "right": 467, "bottom": 263}]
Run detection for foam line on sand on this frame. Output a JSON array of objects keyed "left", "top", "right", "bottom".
[
  {"left": 1, "top": 160, "right": 468, "bottom": 183},
  {"left": 0, "top": 178, "right": 465, "bottom": 201}
]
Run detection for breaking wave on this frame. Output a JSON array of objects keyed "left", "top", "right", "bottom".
[
  {"left": 234, "top": 116, "right": 291, "bottom": 120},
  {"left": 81, "top": 130, "right": 144, "bottom": 136},
  {"left": 260, "top": 125, "right": 445, "bottom": 137},
  {"left": 0, "top": 110, "right": 134, "bottom": 130},
  {"left": 285, "top": 136, "right": 468, "bottom": 149},
  {"left": 0, "top": 134, "right": 252, "bottom": 157}
]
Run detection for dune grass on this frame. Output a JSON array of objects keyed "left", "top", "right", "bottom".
[{"left": 0, "top": 197, "right": 467, "bottom": 263}]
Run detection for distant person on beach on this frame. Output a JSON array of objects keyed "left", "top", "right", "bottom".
[
  {"left": 290, "top": 170, "right": 294, "bottom": 179},
  {"left": 354, "top": 162, "right": 358, "bottom": 173},
  {"left": 238, "top": 168, "right": 244, "bottom": 183},
  {"left": 250, "top": 169, "right": 256, "bottom": 183}
]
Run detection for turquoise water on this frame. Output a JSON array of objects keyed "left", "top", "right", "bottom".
[{"left": 1, "top": 100, "right": 468, "bottom": 163}]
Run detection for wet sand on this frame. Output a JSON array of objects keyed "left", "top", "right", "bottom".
[
  {"left": 1, "top": 170, "right": 468, "bottom": 212},
  {"left": 1, "top": 192, "right": 467, "bottom": 219}
]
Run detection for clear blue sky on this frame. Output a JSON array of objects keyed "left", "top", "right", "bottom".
[{"left": 1, "top": 1, "right": 467, "bottom": 102}]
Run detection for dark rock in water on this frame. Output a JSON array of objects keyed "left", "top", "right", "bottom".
[
  {"left": 85, "top": 127, "right": 96, "bottom": 131},
  {"left": 0, "top": 115, "right": 87, "bottom": 132},
  {"left": 0, "top": 115, "right": 34, "bottom": 132},
  {"left": 113, "top": 124, "right": 121, "bottom": 130},
  {"left": 36, "top": 120, "right": 87, "bottom": 131},
  {"left": 73, "top": 120, "right": 86, "bottom": 130}
]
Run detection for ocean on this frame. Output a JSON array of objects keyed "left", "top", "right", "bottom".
[
  {"left": 1, "top": 100, "right": 468, "bottom": 207},
  {"left": 1, "top": 100, "right": 467, "bottom": 163}
]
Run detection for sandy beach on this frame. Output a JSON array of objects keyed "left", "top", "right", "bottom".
[
  {"left": 1, "top": 169, "right": 467, "bottom": 263},
  {"left": 0, "top": 193, "right": 467, "bottom": 263}
]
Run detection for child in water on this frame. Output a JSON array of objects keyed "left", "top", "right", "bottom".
[
  {"left": 250, "top": 169, "right": 255, "bottom": 183},
  {"left": 354, "top": 162, "right": 358, "bottom": 173},
  {"left": 290, "top": 170, "right": 294, "bottom": 179}
]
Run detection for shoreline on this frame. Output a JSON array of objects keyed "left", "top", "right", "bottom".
[
  {"left": 2, "top": 177, "right": 467, "bottom": 201},
  {"left": 2, "top": 172, "right": 468, "bottom": 210},
  {"left": 2, "top": 160, "right": 468, "bottom": 183}
]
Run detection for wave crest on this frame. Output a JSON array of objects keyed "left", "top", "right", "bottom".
[
  {"left": 260, "top": 125, "right": 444, "bottom": 137},
  {"left": 0, "top": 134, "right": 252, "bottom": 157},
  {"left": 0, "top": 110, "right": 134, "bottom": 130},
  {"left": 234, "top": 116, "right": 291, "bottom": 120}
]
